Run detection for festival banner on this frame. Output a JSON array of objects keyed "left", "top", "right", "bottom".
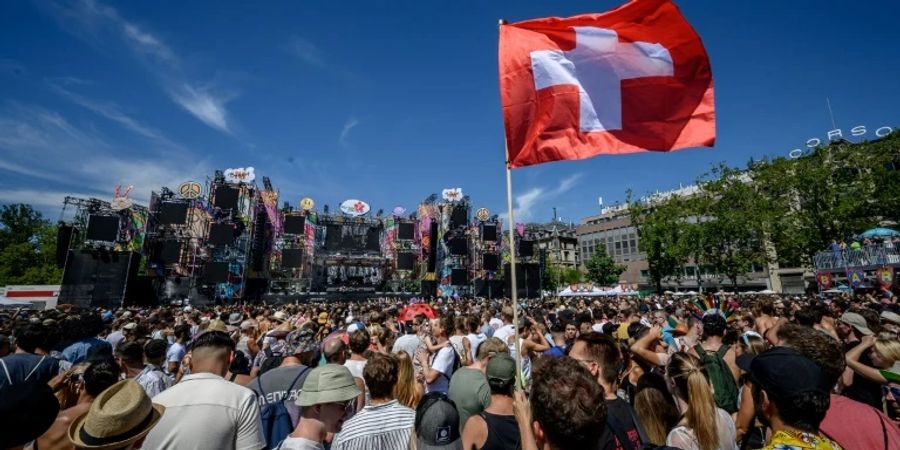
[
  {"left": 878, "top": 267, "right": 895, "bottom": 288},
  {"left": 816, "top": 271, "right": 833, "bottom": 290},
  {"left": 846, "top": 269, "right": 865, "bottom": 289}
]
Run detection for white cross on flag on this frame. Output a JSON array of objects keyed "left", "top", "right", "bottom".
[{"left": 499, "top": 0, "right": 715, "bottom": 168}]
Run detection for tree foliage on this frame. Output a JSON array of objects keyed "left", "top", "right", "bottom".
[
  {"left": 630, "top": 132, "right": 900, "bottom": 292},
  {"left": 0, "top": 204, "right": 62, "bottom": 286},
  {"left": 584, "top": 247, "right": 626, "bottom": 286}
]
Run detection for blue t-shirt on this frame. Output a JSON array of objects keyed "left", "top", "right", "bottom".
[
  {"left": 62, "top": 338, "right": 112, "bottom": 364},
  {"left": 0, "top": 353, "right": 60, "bottom": 388}
]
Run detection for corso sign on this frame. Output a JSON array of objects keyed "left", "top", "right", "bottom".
[{"left": 788, "top": 125, "right": 893, "bottom": 159}]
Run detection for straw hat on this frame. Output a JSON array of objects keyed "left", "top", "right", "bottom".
[{"left": 68, "top": 379, "right": 165, "bottom": 450}]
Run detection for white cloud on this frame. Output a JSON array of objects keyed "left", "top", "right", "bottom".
[
  {"left": 0, "top": 189, "right": 102, "bottom": 209},
  {"left": 49, "top": 82, "right": 172, "bottom": 143},
  {"left": 0, "top": 102, "right": 212, "bottom": 204},
  {"left": 288, "top": 35, "right": 325, "bottom": 67},
  {"left": 170, "top": 84, "right": 233, "bottom": 134},
  {"left": 339, "top": 117, "right": 359, "bottom": 146},
  {"left": 41, "top": 0, "right": 235, "bottom": 134},
  {"left": 510, "top": 173, "right": 583, "bottom": 222}
]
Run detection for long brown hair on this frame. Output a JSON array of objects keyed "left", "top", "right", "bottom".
[
  {"left": 633, "top": 373, "right": 680, "bottom": 445},
  {"left": 393, "top": 351, "right": 422, "bottom": 409},
  {"left": 666, "top": 352, "right": 719, "bottom": 450}
]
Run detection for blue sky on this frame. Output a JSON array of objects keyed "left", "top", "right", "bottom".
[{"left": 0, "top": 0, "right": 898, "bottom": 223}]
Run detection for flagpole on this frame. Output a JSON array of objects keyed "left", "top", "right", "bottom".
[{"left": 504, "top": 140, "right": 524, "bottom": 390}]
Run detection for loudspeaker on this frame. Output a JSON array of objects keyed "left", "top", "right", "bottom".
[
  {"left": 158, "top": 202, "right": 189, "bottom": 225},
  {"left": 398, "top": 222, "right": 415, "bottom": 240},
  {"left": 474, "top": 279, "right": 503, "bottom": 299},
  {"left": 86, "top": 215, "right": 120, "bottom": 242},
  {"left": 59, "top": 250, "right": 141, "bottom": 308},
  {"left": 451, "top": 268, "right": 468, "bottom": 285},
  {"left": 281, "top": 249, "right": 303, "bottom": 268},
  {"left": 483, "top": 253, "right": 499, "bottom": 271},
  {"left": 251, "top": 213, "right": 268, "bottom": 271},
  {"left": 482, "top": 223, "right": 497, "bottom": 241},
  {"left": 450, "top": 206, "right": 468, "bottom": 229},
  {"left": 203, "top": 262, "right": 230, "bottom": 284},
  {"left": 449, "top": 237, "right": 468, "bottom": 256},
  {"left": 519, "top": 240, "right": 534, "bottom": 257},
  {"left": 208, "top": 223, "right": 234, "bottom": 247},
  {"left": 397, "top": 252, "right": 415, "bottom": 270},
  {"left": 421, "top": 280, "right": 438, "bottom": 297},
  {"left": 283, "top": 215, "right": 305, "bottom": 235},
  {"left": 56, "top": 225, "right": 76, "bottom": 268},
  {"left": 213, "top": 186, "right": 239, "bottom": 210},
  {"left": 427, "top": 222, "right": 438, "bottom": 272},
  {"left": 159, "top": 241, "right": 182, "bottom": 264},
  {"left": 503, "top": 263, "right": 541, "bottom": 298}
]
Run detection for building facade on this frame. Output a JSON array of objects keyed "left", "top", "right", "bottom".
[
  {"left": 576, "top": 187, "right": 775, "bottom": 292},
  {"left": 524, "top": 221, "right": 579, "bottom": 269}
]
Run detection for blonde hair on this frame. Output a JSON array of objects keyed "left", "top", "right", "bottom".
[
  {"left": 666, "top": 352, "right": 719, "bottom": 450},
  {"left": 634, "top": 387, "right": 679, "bottom": 445},
  {"left": 393, "top": 351, "right": 422, "bottom": 409},
  {"left": 874, "top": 337, "right": 900, "bottom": 366}
]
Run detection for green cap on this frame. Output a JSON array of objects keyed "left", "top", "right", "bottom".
[
  {"left": 486, "top": 353, "right": 516, "bottom": 388},
  {"left": 295, "top": 364, "right": 361, "bottom": 407}
]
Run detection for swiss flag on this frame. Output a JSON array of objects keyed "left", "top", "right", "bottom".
[{"left": 499, "top": 0, "right": 715, "bottom": 168}]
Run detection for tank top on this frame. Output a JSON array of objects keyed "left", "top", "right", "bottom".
[
  {"left": 467, "top": 333, "right": 486, "bottom": 362},
  {"left": 479, "top": 412, "right": 520, "bottom": 450},
  {"left": 449, "top": 335, "right": 466, "bottom": 361}
]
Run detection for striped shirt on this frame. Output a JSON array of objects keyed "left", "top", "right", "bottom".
[{"left": 331, "top": 400, "right": 415, "bottom": 450}]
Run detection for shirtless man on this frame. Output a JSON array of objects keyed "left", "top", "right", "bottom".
[
  {"left": 37, "top": 359, "right": 120, "bottom": 450},
  {"left": 754, "top": 298, "right": 778, "bottom": 343}
]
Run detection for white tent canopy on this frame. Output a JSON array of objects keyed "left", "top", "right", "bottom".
[{"left": 559, "top": 285, "right": 639, "bottom": 297}]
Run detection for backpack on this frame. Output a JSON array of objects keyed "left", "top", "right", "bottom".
[
  {"left": 259, "top": 347, "right": 284, "bottom": 376},
  {"left": 257, "top": 367, "right": 310, "bottom": 449},
  {"left": 437, "top": 346, "right": 461, "bottom": 382},
  {"left": 694, "top": 344, "right": 739, "bottom": 413}
]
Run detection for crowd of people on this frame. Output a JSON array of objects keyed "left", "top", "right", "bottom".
[{"left": 1, "top": 291, "right": 900, "bottom": 450}]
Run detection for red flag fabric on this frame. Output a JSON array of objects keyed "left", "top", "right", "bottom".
[{"left": 499, "top": 0, "right": 715, "bottom": 168}]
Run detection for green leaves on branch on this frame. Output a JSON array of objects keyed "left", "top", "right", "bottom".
[{"left": 0, "top": 204, "right": 62, "bottom": 286}]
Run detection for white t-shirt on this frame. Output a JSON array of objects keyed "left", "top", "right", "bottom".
[
  {"left": 466, "top": 333, "right": 486, "bottom": 362},
  {"left": 426, "top": 346, "right": 455, "bottom": 394},
  {"left": 277, "top": 437, "right": 324, "bottom": 450},
  {"left": 493, "top": 324, "right": 516, "bottom": 350},
  {"left": 143, "top": 373, "right": 266, "bottom": 450}
]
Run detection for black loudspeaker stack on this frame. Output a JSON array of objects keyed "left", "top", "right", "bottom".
[
  {"left": 56, "top": 225, "right": 76, "bottom": 268},
  {"left": 427, "top": 221, "right": 438, "bottom": 272}
]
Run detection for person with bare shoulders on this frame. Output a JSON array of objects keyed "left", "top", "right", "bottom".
[
  {"left": 462, "top": 353, "right": 520, "bottom": 450},
  {"left": 37, "top": 358, "right": 120, "bottom": 450},
  {"left": 754, "top": 299, "right": 777, "bottom": 342}
]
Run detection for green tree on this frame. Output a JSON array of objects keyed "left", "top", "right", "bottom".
[
  {"left": 629, "top": 194, "right": 690, "bottom": 293},
  {"left": 584, "top": 247, "right": 625, "bottom": 286},
  {"left": 0, "top": 204, "right": 62, "bottom": 285},
  {"left": 541, "top": 264, "right": 560, "bottom": 293}
]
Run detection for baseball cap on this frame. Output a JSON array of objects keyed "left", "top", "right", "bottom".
[
  {"left": 485, "top": 353, "right": 516, "bottom": 389},
  {"left": 840, "top": 312, "right": 873, "bottom": 336},
  {"left": 295, "top": 364, "right": 361, "bottom": 407},
  {"left": 415, "top": 392, "right": 462, "bottom": 450},
  {"left": 742, "top": 347, "right": 830, "bottom": 400}
]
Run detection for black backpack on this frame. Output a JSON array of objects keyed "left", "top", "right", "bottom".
[{"left": 259, "top": 347, "right": 285, "bottom": 376}]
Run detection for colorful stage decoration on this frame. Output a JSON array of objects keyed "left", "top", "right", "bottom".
[
  {"left": 110, "top": 185, "right": 134, "bottom": 211},
  {"left": 224, "top": 167, "right": 255, "bottom": 184},
  {"left": 340, "top": 199, "right": 370, "bottom": 216},
  {"left": 393, "top": 206, "right": 406, "bottom": 216},
  {"left": 816, "top": 272, "right": 833, "bottom": 290},
  {"left": 878, "top": 267, "right": 895, "bottom": 288},
  {"left": 847, "top": 269, "right": 866, "bottom": 289},
  {"left": 476, "top": 208, "right": 490, "bottom": 221},
  {"left": 442, "top": 188, "right": 463, "bottom": 202},
  {"left": 300, "top": 197, "right": 315, "bottom": 211},
  {"left": 178, "top": 181, "right": 202, "bottom": 199}
]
